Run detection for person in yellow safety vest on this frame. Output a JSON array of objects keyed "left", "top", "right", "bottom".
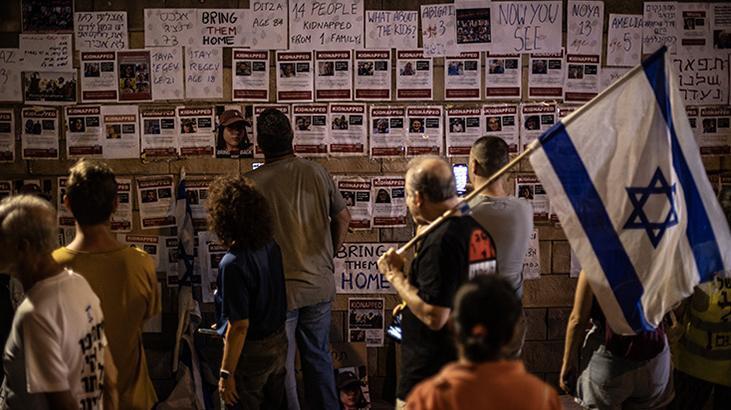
[{"left": 669, "top": 275, "right": 731, "bottom": 410}]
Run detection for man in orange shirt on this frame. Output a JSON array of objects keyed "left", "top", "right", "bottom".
[{"left": 406, "top": 276, "right": 561, "bottom": 410}]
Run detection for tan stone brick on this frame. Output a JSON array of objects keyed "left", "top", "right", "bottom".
[
  {"left": 522, "top": 341, "right": 563, "bottom": 373},
  {"left": 318, "top": 157, "right": 381, "bottom": 174},
  {"left": 538, "top": 225, "right": 567, "bottom": 240},
  {"left": 331, "top": 310, "right": 345, "bottom": 343},
  {"left": 380, "top": 226, "right": 415, "bottom": 243},
  {"left": 381, "top": 159, "right": 409, "bottom": 174},
  {"left": 28, "top": 159, "right": 76, "bottom": 176},
  {"left": 346, "top": 230, "right": 380, "bottom": 242},
  {"left": 0, "top": 158, "right": 26, "bottom": 177},
  {"left": 547, "top": 308, "right": 571, "bottom": 340},
  {"left": 539, "top": 240, "right": 551, "bottom": 275},
  {"left": 524, "top": 308, "right": 547, "bottom": 341},
  {"left": 170, "top": 157, "right": 239, "bottom": 175},
  {"left": 552, "top": 241, "right": 571, "bottom": 274},
  {"left": 523, "top": 275, "right": 577, "bottom": 308},
  {"left": 106, "top": 159, "right": 170, "bottom": 175},
  {"left": 702, "top": 156, "right": 721, "bottom": 172}
]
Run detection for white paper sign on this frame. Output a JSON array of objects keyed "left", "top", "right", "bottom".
[
  {"left": 150, "top": 46, "right": 184, "bottom": 101},
  {"left": 354, "top": 50, "right": 391, "bottom": 101},
  {"left": 396, "top": 50, "right": 433, "bottom": 101},
  {"left": 80, "top": 52, "right": 118, "bottom": 102},
  {"left": 445, "top": 52, "right": 481, "bottom": 100},
  {"left": 111, "top": 177, "right": 133, "bottom": 232},
  {"left": 185, "top": 47, "right": 223, "bottom": 100},
  {"left": 371, "top": 177, "right": 407, "bottom": 227},
  {"left": 193, "top": 9, "right": 249, "bottom": 47},
  {"left": 337, "top": 177, "right": 372, "bottom": 230},
  {"left": 140, "top": 107, "right": 178, "bottom": 158},
  {"left": 365, "top": 11, "right": 418, "bottom": 50},
  {"left": 676, "top": 3, "right": 712, "bottom": 54},
  {"left": 329, "top": 103, "right": 367, "bottom": 156},
  {"left": 20, "top": 34, "right": 72, "bottom": 70},
  {"left": 276, "top": 51, "right": 314, "bottom": 102},
  {"left": 606, "top": 14, "right": 643, "bottom": 67},
  {"left": 65, "top": 106, "right": 103, "bottom": 158},
  {"left": 144, "top": 9, "right": 197, "bottom": 47},
  {"left": 485, "top": 54, "right": 522, "bottom": 100},
  {"left": 687, "top": 106, "right": 731, "bottom": 155},
  {"left": 177, "top": 106, "right": 215, "bottom": 157},
  {"left": 490, "top": 1, "right": 563, "bottom": 54},
  {"left": 335, "top": 243, "right": 397, "bottom": 293},
  {"left": 232, "top": 50, "right": 270, "bottom": 101},
  {"left": 564, "top": 55, "right": 601, "bottom": 103},
  {"left": 369, "top": 106, "right": 405, "bottom": 157},
  {"left": 421, "top": 4, "right": 456, "bottom": 57},
  {"left": 520, "top": 102, "right": 556, "bottom": 151},
  {"left": 446, "top": 106, "right": 483, "bottom": 157},
  {"left": 136, "top": 175, "right": 177, "bottom": 230},
  {"left": 0, "top": 49, "right": 23, "bottom": 102},
  {"left": 197, "top": 231, "right": 226, "bottom": 303},
  {"left": 528, "top": 51, "right": 564, "bottom": 99},
  {"left": 102, "top": 105, "right": 140, "bottom": 159},
  {"left": 289, "top": 0, "right": 364, "bottom": 51},
  {"left": 292, "top": 104, "right": 329, "bottom": 156},
  {"left": 566, "top": 1, "right": 603, "bottom": 56},
  {"left": 74, "top": 11, "right": 128, "bottom": 51},
  {"left": 643, "top": 2, "right": 678, "bottom": 55},
  {"left": 405, "top": 106, "right": 443, "bottom": 156},
  {"left": 672, "top": 53, "right": 729, "bottom": 105},
  {"left": 483, "top": 104, "right": 519, "bottom": 153},
  {"left": 250, "top": 0, "right": 288, "bottom": 50},
  {"left": 315, "top": 51, "right": 352, "bottom": 101},
  {"left": 516, "top": 174, "right": 549, "bottom": 219},
  {"left": 522, "top": 228, "right": 540, "bottom": 280},
  {"left": 0, "top": 110, "right": 15, "bottom": 162},
  {"left": 713, "top": 4, "right": 731, "bottom": 50},
  {"left": 21, "top": 107, "right": 59, "bottom": 159}
]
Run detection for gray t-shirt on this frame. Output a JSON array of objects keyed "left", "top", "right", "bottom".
[
  {"left": 469, "top": 195, "right": 533, "bottom": 298},
  {"left": 248, "top": 157, "right": 347, "bottom": 310}
]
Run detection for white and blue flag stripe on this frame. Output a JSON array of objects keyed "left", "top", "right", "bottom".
[{"left": 529, "top": 47, "right": 731, "bottom": 335}]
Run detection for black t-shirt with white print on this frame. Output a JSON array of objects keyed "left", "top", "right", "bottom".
[{"left": 397, "top": 215, "right": 497, "bottom": 399}]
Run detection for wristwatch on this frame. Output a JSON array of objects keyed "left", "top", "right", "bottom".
[{"left": 220, "top": 369, "right": 231, "bottom": 380}]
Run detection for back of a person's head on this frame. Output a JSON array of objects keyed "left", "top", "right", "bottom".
[
  {"left": 256, "top": 108, "right": 293, "bottom": 157},
  {"left": 66, "top": 159, "right": 117, "bottom": 226},
  {"left": 453, "top": 275, "right": 522, "bottom": 362},
  {"left": 406, "top": 155, "right": 457, "bottom": 202},
  {"left": 471, "top": 136, "right": 509, "bottom": 177},
  {"left": 0, "top": 195, "right": 57, "bottom": 259},
  {"left": 207, "top": 175, "right": 273, "bottom": 250}
]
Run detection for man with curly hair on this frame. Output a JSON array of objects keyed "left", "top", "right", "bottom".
[
  {"left": 207, "top": 175, "right": 287, "bottom": 410},
  {"left": 248, "top": 108, "right": 351, "bottom": 410}
]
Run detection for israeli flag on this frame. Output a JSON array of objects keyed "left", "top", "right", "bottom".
[
  {"left": 529, "top": 47, "right": 731, "bottom": 335},
  {"left": 175, "top": 167, "right": 196, "bottom": 285}
]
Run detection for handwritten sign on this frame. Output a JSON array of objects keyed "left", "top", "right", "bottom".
[
  {"left": 193, "top": 9, "right": 249, "bottom": 47},
  {"left": 150, "top": 47, "right": 184, "bottom": 101},
  {"left": 672, "top": 53, "right": 729, "bottom": 105},
  {"left": 643, "top": 2, "right": 678, "bottom": 55},
  {"left": 19, "top": 34, "right": 71, "bottom": 70},
  {"left": 606, "top": 14, "right": 642, "bottom": 67},
  {"left": 566, "top": 1, "right": 603, "bottom": 55},
  {"left": 334, "top": 243, "right": 397, "bottom": 294},
  {"left": 490, "top": 1, "right": 563, "bottom": 54},
  {"left": 365, "top": 11, "right": 417, "bottom": 50},
  {"left": 251, "top": 0, "right": 288, "bottom": 50},
  {"left": 144, "top": 9, "right": 197, "bottom": 47},
  {"left": 185, "top": 47, "right": 223, "bottom": 100},
  {"left": 522, "top": 228, "right": 540, "bottom": 279},
  {"left": 74, "top": 11, "right": 128, "bottom": 51},
  {"left": 289, "top": 0, "right": 364, "bottom": 51},
  {"left": 421, "top": 4, "right": 456, "bottom": 57},
  {"left": 0, "top": 49, "right": 23, "bottom": 102}
]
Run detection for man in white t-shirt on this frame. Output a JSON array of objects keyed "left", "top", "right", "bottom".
[{"left": 0, "top": 195, "right": 117, "bottom": 410}]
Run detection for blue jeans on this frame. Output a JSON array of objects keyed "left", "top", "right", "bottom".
[{"left": 285, "top": 301, "right": 338, "bottom": 410}]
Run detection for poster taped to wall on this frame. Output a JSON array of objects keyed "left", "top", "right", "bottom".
[
  {"left": 566, "top": 1, "right": 604, "bottom": 56},
  {"left": 215, "top": 103, "right": 254, "bottom": 159},
  {"left": 65, "top": 105, "right": 102, "bottom": 158},
  {"left": 0, "top": 49, "right": 23, "bottom": 102},
  {"left": 520, "top": 102, "right": 556, "bottom": 151},
  {"left": 19, "top": 34, "right": 72, "bottom": 70},
  {"left": 354, "top": 50, "right": 391, "bottom": 101},
  {"left": 184, "top": 177, "right": 212, "bottom": 231},
  {"left": 22, "top": 0, "right": 74, "bottom": 33},
  {"left": 74, "top": 11, "right": 128, "bottom": 51},
  {"left": 371, "top": 176, "right": 407, "bottom": 228},
  {"left": 80, "top": 52, "right": 118, "bottom": 102},
  {"left": 455, "top": 1, "right": 492, "bottom": 53},
  {"left": 250, "top": 0, "right": 288, "bottom": 50},
  {"left": 21, "top": 106, "right": 59, "bottom": 159},
  {"left": 490, "top": 1, "right": 563, "bottom": 54},
  {"left": 150, "top": 46, "right": 184, "bottom": 101},
  {"left": 369, "top": 106, "right": 405, "bottom": 158},
  {"left": 185, "top": 47, "right": 223, "bottom": 100},
  {"left": 101, "top": 105, "right": 140, "bottom": 159},
  {"left": 405, "top": 106, "right": 443, "bottom": 156},
  {"left": 396, "top": 50, "right": 433, "bottom": 101},
  {"left": 0, "top": 110, "right": 14, "bottom": 162},
  {"left": 315, "top": 51, "right": 353, "bottom": 101},
  {"left": 337, "top": 177, "right": 372, "bottom": 230},
  {"left": 232, "top": 50, "right": 269, "bottom": 102},
  {"left": 192, "top": 9, "right": 249, "bottom": 47},
  {"left": 420, "top": 4, "right": 456, "bottom": 57},
  {"left": 328, "top": 103, "right": 367, "bottom": 156},
  {"left": 276, "top": 51, "right": 314, "bottom": 102},
  {"left": 485, "top": 54, "right": 521, "bottom": 100},
  {"left": 118, "top": 234, "right": 161, "bottom": 269},
  {"left": 140, "top": 107, "right": 178, "bottom": 157},
  {"left": 334, "top": 243, "right": 397, "bottom": 294},
  {"left": 444, "top": 52, "right": 481, "bottom": 101},
  {"left": 198, "top": 230, "right": 226, "bottom": 303},
  {"left": 676, "top": 2, "right": 712, "bottom": 54},
  {"left": 348, "top": 297, "right": 384, "bottom": 347},
  {"left": 136, "top": 175, "right": 177, "bottom": 229},
  {"left": 177, "top": 106, "right": 215, "bottom": 157},
  {"left": 564, "top": 55, "right": 601, "bottom": 103},
  {"left": 528, "top": 51, "right": 564, "bottom": 99},
  {"left": 606, "top": 14, "right": 643, "bottom": 67},
  {"left": 522, "top": 228, "right": 540, "bottom": 280},
  {"left": 23, "top": 71, "right": 77, "bottom": 105},
  {"left": 643, "top": 2, "right": 678, "bottom": 55},
  {"left": 687, "top": 106, "right": 731, "bottom": 155},
  {"left": 117, "top": 50, "right": 152, "bottom": 102},
  {"left": 445, "top": 106, "right": 482, "bottom": 157},
  {"left": 292, "top": 104, "right": 329, "bottom": 156},
  {"left": 144, "top": 9, "right": 197, "bottom": 47},
  {"left": 483, "top": 104, "right": 519, "bottom": 153},
  {"left": 288, "top": 0, "right": 364, "bottom": 51},
  {"left": 365, "top": 10, "right": 418, "bottom": 50},
  {"left": 672, "top": 52, "right": 729, "bottom": 106},
  {"left": 57, "top": 177, "right": 74, "bottom": 227},
  {"left": 516, "top": 175, "right": 549, "bottom": 220},
  {"left": 112, "top": 177, "right": 133, "bottom": 232}
]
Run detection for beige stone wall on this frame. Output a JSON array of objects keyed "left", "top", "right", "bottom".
[{"left": 1, "top": 0, "right": 730, "bottom": 402}]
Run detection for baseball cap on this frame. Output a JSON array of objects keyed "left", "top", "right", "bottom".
[
  {"left": 219, "top": 109, "right": 248, "bottom": 128},
  {"left": 336, "top": 371, "right": 360, "bottom": 390}
]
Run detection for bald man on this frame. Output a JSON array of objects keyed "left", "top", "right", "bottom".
[{"left": 378, "top": 156, "right": 498, "bottom": 409}]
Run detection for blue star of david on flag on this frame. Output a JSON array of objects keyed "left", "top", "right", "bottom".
[{"left": 623, "top": 168, "right": 678, "bottom": 248}]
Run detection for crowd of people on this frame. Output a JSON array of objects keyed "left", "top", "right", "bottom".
[{"left": 0, "top": 107, "right": 729, "bottom": 410}]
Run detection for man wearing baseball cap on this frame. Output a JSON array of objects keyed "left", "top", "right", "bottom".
[{"left": 216, "top": 109, "right": 252, "bottom": 159}]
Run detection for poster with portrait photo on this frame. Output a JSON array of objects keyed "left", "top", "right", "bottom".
[
  {"left": 528, "top": 51, "right": 564, "bottom": 99},
  {"left": 253, "top": 104, "right": 290, "bottom": 158},
  {"left": 140, "top": 107, "right": 178, "bottom": 158},
  {"left": 21, "top": 106, "right": 59, "bottom": 159},
  {"left": 185, "top": 177, "right": 213, "bottom": 231},
  {"left": 65, "top": 105, "right": 102, "bottom": 158},
  {"left": 337, "top": 177, "right": 372, "bottom": 230},
  {"left": 445, "top": 106, "right": 483, "bottom": 157},
  {"left": 23, "top": 71, "right": 77, "bottom": 105},
  {"left": 485, "top": 54, "right": 521, "bottom": 100},
  {"left": 406, "top": 106, "right": 443, "bottom": 156},
  {"left": 101, "top": 105, "right": 140, "bottom": 159},
  {"left": 369, "top": 106, "right": 405, "bottom": 158},
  {"left": 22, "top": 0, "right": 74, "bottom": 32},
  {"left": 564, "top": 54, "right": 601, "bottom": 102},
  {"left": 232, "top": 50, "right": 269, "bottom": 102},
  {"left": 354, "top": 50, "right": 391, "bottom": 101},
  {"left": 348, "top": 298, "right": 384, "bottom": 347},
  {"left": 329, "top": 103, "right": 367, "bottom": 157},
  {"left": 214, "top": 103, "right": 253, "bottom": 159},
  {"left": 676, "top": 2, "right": 712, "bottom": 54},
  {"left": 117, "top": 50, "right": 152, "bottom": 102},
  {"left": 56, "top": 177, "right": 75, "bottom": 227},
  {"left": 332, "top": 343, "right": 372, "bottom": 410},
  {"left": 713, "top": 3, "right": 731, "bottom": 50},
  {"left": 516, "top": 175, "right": 549, "bottom": 220},
  {"left": 0, "top": 110, "right": 15, "bottom": 163},
  {"left": 292, "top": 104, "right": 328, "bottom": 157},
  {"left": 118, "top": 235, "right": 162, "bottom": 271},
  {"left": 444, "top": 52, "right": 481, "bottom": 100},
  {"left": 315, "top": 51, "right": 352, "bottom": 101},
  {"left": 80, "top": 52, "right": 117, "bottom": 102},
  {"left": 483, "top": 104, "right": 519, "bottom": 153},
  {"left": 136, "top": 175, "right": 176, "bottom": 230},
  {"left": 276, "top": 51, "right": 313, "bottom": 102},
  {"left": 694, "top": 106, "right": 731, "bottom": 155},
  {"left": 396, "top": 50, "right": 433, "bottom": 100},
  {"left": 111, "top": 177, "right": 133, "bottom": 232},
  {"left": 520, "top": 102, "right": 557, "bottom": 151},
  {"left": 198, "top": 230, "right": 227, "bottom": 303},
  {"left": 372, "top": 176, "right": 407, "bottom": 227},
  {"left": 177, "top": 106, "right": 215, "bottom": 157},
  {"left": 455, "top": 2, "right": 491, "bottom": 52}
]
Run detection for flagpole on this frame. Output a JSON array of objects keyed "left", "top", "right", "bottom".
[{"left": 395, "top": 138, "right": 541, "bottom": 256}]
